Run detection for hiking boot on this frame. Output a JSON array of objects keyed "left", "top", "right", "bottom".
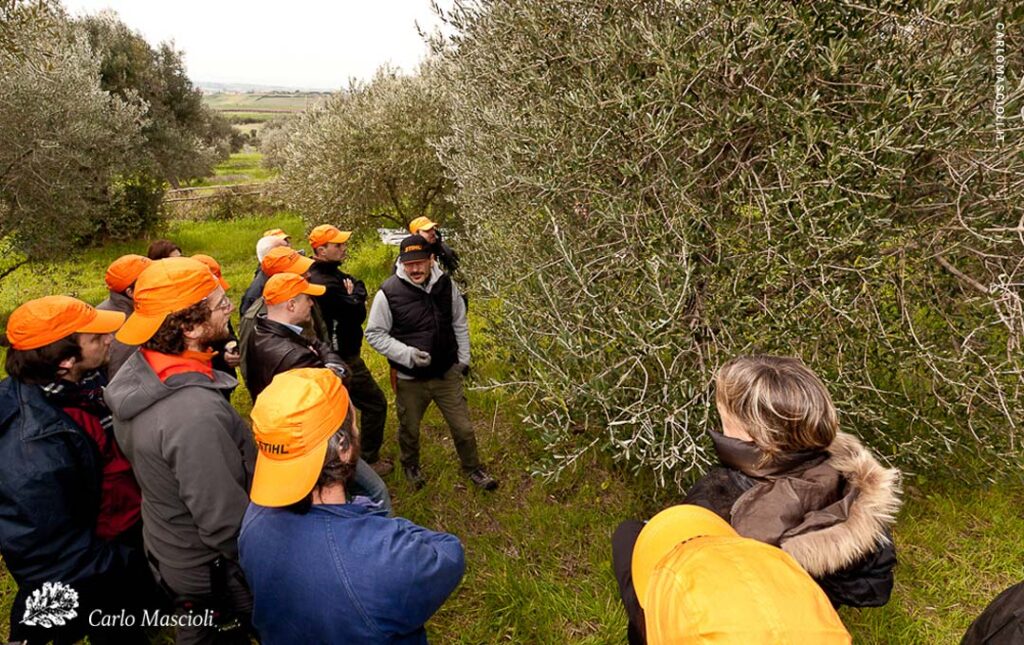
[
  {"left": 404, "top": 465, "right": 426, "bottom": 490},
  {"left": 369, "top": 458, "right": 394, "bottom": 477},
  {"left": 467, "top": 467, "right": 499, "bottom": 491}
]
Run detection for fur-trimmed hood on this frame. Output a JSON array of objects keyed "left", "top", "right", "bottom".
[{"left": 777, "top": 432, "right": 902, "bottom": 577}]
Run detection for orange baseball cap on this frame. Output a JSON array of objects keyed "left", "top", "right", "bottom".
[
  {"left": 263, "top": 273, "right": 326, "bottom": 305},
  {"left": 6, "top": 296, "right": 125, "bottom": 350},
  {"left": 191, "top": 254, "right": 230, "bottom": 290},
  {"left": 408, "top": 216, "right": 436, "bottom": 234},
  {"left": 116, "top": 257, "right": 220, "bottom": 345},
  {"left": 105, "top": 254, "right": 153, "bottom": 293},
  {"left": 632, "top": 505, "right": 737, "bottom": 607},
  {"left": 262, "top": 228, "right": 290, "bottom": 240},
  {"left": 250, "top": 368, "right": 351, "bottom": 507},
  {"left": 308, "top": 224, "right": 352, "bottom": 249},
  {"left": 261, "top": 246, "right": 314, "bottom": 276}
]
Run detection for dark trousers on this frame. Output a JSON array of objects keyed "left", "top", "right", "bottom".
[
  {"left": 612, "top": 520, "right": 647, "bottom": 645},
  {"left": 395, "top": 364, "right": 481, "bottom": 472},
  {"left": 151, "top": 558, "right": 254, "bottom": 645},
  {"left": 343, "top": 354, "right": 389, "bottom": 464}
]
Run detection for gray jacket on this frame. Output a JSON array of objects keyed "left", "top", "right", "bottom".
[
  {"left": 365, "top": 263, "right": 470, "bottom": 379},
  {"left": 97, "top": 290, "right": 137, "bottom": 379},
  {"left": 104, "top": 350, "right": 255, "bottom": 568}
]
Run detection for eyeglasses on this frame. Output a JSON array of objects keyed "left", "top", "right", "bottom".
[{"left": 203, "top": 296, "right": 233, "bottom": 313}]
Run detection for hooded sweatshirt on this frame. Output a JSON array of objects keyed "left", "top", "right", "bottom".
[{"left": 104, "top": 350, "right": 255, "bottom": 568}]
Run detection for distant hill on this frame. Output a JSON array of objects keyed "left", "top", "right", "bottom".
[
  {"left": 197, "top": 80, "right": 334, "bottom": 94},
  {"left": 203, "top": 92, "right": 330, "bottom": 115}
]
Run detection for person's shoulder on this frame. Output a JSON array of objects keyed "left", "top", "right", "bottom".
[{"left": 380, "top": 274, "right": 402, "bottom": 291}]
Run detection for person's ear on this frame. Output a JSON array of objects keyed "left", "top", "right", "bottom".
[
  {"left": 182, "top": 323, "right": 204, "bottom": 341},
  {"left": 57, "top": 355, "right": 77, "bottom": 376},
  {"left": 336, "top": 429, "right": 356, "bottom": 462},
  {"left": 348, "top": 402, "right": 360, "bottom": 439}
]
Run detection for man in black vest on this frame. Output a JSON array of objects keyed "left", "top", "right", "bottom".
[
  {"left": 307, "top": 224, "right": 392, "bottom": 477},
  {"left": 365, "top": 235, "right": 498, "bottom": 491}
]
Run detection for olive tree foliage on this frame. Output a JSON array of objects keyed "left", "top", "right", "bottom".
[
  {"left": 259, "top": 116, "right": 297, "bottom": 171},
  {"left": 0, "top": 0, "right": 143, "bottom": 260},
  {"left": 78, "top": 12, "right": 232, "bottom": 187},
  {"left": 435, "top": 0, "right": 1024, "bottom": 484},
  {"left": 279, "top": 65, "right": 454, "bottom": 230}
]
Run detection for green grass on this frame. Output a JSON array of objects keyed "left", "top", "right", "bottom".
[
  {"left": 182, "top": 152, "right": 277, "bottom": 188},
  {"left": 1, "top": 214, "right": 1022, "bottom": 643}
]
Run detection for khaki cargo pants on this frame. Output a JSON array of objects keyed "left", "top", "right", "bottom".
[{"left": 395, "top": 364, "right": 480, "bottom": 473}]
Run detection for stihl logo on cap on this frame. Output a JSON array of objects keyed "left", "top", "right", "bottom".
[
  {"left": 256, "top": 440, "right": 289, "bottom": 455},
  {"left": 405, "top": 244, "right": 424, "bottom": 252}
]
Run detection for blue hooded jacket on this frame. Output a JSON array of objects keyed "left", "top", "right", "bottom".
[
  {"left": 239, "top": 500, "right": 465, "bottom": 644},
  {"left": 0, "top": 378, "right": 131, "bottom": 586}
]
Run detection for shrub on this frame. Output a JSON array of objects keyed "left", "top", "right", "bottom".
[
  {"left": 278, "top": 65, "right": 455, "bottom": 231},
  {"left": 436, "top": 0, "right": 1024, "bottom": 483}
]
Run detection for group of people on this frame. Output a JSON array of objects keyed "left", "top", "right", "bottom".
[
  {"left": 0, "top": 218, "right": 490, "bottom": 644},
  {"left": 1, "top": 220, "right": 1019, "bottom": 644}
]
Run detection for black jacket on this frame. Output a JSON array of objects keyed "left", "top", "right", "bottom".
[
  {"left": 962, "top": 581, "right": 1024, "bottom": 645},
  {"left": 0, "top": 378, "right": 132, "bottom": 588},
  {"left": 307, "top": 261, "right": 368, "bottom": 359},
  {"left": 242, "top": 316, "right": 345, "bottom": 400},
  {"left": 431, "top": 239, "right": 460, "bottom": 276}
]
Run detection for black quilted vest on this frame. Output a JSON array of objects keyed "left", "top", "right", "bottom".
[{"left": 380, "top": 273, "right": 457, "bottom": 379}]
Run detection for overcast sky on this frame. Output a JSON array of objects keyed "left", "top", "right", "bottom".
[{"left": 62, "top": 0, "right": 453, "bottom": 90}]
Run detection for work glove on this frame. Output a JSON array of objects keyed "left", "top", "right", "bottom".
[
  {"left": 457, "top": 363, "right": 470, "bottom": 377},
  {"left": 411, "top": 348, "right": 432, "bottom": 367}
]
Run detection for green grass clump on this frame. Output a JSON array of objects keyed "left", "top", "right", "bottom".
[
  {"left": 0, "top": 215, "right": 1022, "bottom": 643},
  {"left": 184, "top": 152, "right": 277, "bottom": 187}
]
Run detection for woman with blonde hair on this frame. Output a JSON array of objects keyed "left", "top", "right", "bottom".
[{"left": 613, "top": 355, "right": 901, "bottom": 644}]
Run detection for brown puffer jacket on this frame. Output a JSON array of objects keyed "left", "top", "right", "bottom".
[{"left": 683, "top": 430, "right": 902, "bottom": 607}]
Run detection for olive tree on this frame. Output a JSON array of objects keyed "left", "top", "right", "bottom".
[
  {"left": 279, "top": 65, "right": 454, "bottom": 230},
  {"left": 0, "top": 1, "right": 143, "bottom": 260},
  {"left": 436, "top": 0, "right": 1024, "bottom": 484}
]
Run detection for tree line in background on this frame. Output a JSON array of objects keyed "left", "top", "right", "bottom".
[
  {"left": 273, "top": 0, "right": 1024, "bottom": 482},
  {"left": 0, "top": 0, "right": 233, "bottom": 260}
]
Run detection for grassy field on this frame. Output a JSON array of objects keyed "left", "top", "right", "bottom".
[
  {"left": 0, "top": 213, "right": 1022, "bottom": 643},
  {"left": 181, "top": 153, "right": 277, "bottom": 188},
  {"left": 202, "top": 92, "right": 327, "bottom": 113}
]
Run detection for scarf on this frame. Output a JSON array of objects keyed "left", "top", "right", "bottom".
[{"left": 41, "top": 370, "right": 113, "bottom": 434}]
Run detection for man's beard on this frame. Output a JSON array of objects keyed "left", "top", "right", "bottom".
[{"left": 197, "top": 320, "right": 231, "bottom": 348}]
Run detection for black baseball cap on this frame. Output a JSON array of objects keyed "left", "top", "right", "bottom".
[{"left": 399, "top": 235, "right": 432, "bottom": 263}]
